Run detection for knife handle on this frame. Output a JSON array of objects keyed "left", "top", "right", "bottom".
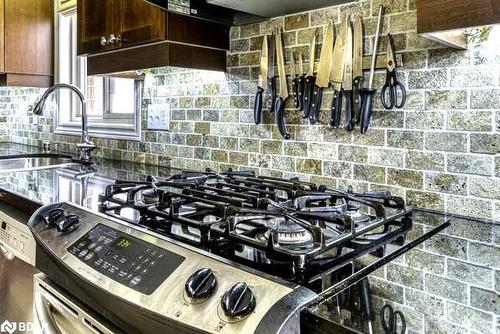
[
  {"left": 292, "top": 76, "right": 299, "bottom": 109},
  {"left": 329, "top": 89, "right": 343, "bottom": 128},
  {"left": 309, "top": 85, "right": 323, "bottom": 125},
  {"left": 268, "top": 76, "right": 277, "bottom": 113},
  {"left": 343, "top": 90, "right": 354, "bottom": 131},
  {"left": 353, "top": 76, "right": 365, "bottom": 124},
  {"left": 254, "top": 86, "right": 264, "bottom": 125},
  {"left": 360, "top": 88, "right": 377, "bottom": 134},
  {"left": 302, "top": 75, "right": 315, "bottom": 118},
  {"left": 297, "top": 75, "right": 305, "bottom": 111},
  {"left": 275, "top": 97, "right": 291, "bottom": 140}
]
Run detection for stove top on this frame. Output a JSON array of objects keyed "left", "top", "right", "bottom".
[{"left": 98, "top": 169, "right": 413, "bottom": 290}]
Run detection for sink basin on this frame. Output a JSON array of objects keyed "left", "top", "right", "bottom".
[{"left": 0, "top": 154, "right": 80, "bottom": 173}]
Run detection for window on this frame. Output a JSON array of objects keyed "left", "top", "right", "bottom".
[{"left": 56, "top": 8, "right": 142, "bottom": 140}]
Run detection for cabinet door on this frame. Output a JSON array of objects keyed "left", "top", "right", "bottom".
[
  {"left": 5, "top": 0, "right": 53, "bottom": 75},
  {"left": 117, "top": 0, "right": 165, "bottom": 48},
  {"left": 77, "top": 0, "right": 118, "bottom": 55}
]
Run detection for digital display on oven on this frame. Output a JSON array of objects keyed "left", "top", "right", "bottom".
[{"left": 113, "top": 237, "right": 132, "bottom": 249}]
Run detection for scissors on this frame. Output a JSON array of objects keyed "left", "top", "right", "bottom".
[
  {"left": 381, "top": 34, "right": 406, "bottom": 109},
  {"left": 380, "top": 304, "right": 406, "bottom": 334}
]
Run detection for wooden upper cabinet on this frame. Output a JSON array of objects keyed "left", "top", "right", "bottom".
[
  {"left": 78, "top": 0, "right": 229, "bottom": 73},
  {"left": 117, "top": 0, "right": 165, "bottom": 48},
  {"left": 0, "top": 0, "right": 53, "bottom": 87},
  {"left": 77, "top": 0, "right": 118, "bottom": 55},
  {"left": 417, "top": 0, "right": 500, "bottom": 49}
]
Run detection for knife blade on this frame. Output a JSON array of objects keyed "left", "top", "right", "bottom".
[
  {"left": 297, "top": 53, "right": 305, "bottom": 111},
  {"left": 267, "top": 33, "right": 277, "bottom": 113},
  {"left": 329, "top": 16, "right": 348, "bottom": 128},
  {"left": 291, "top": 49, "right": 299, "bottom": 109},
  {"left": 352, "top": 15, "right": 364, "bottom": 124},
  {"left": 343, "top": 19, "right": 354, "bottom": 131},
  {"left": 274, "top": 28, "right": 290, "bottom": 140},
  {"left": 302, "top": 28, "right": 318, "bottom": 118},
  {"left": 308, "top": 23, "right": 334, "bottom": 125},
  {"left": 254, "top": 35, "right": 268, "bottom": 125}
]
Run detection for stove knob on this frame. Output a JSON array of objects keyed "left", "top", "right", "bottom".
[
  {"left": 221, "top": 282, "right": 256, "bottom": 318},
  {"left": 43, "top": 208, "right": 65, "bottom": 227},
  {"left": 185, "top": 268, "right": 217, "bottom": 300},
  {"left": 56, "top": 215, "right": 81, "bottom": 234}
]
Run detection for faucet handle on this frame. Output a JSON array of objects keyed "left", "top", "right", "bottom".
[{"left": 76, "top": 142, "right": 96, "bottom": 163}]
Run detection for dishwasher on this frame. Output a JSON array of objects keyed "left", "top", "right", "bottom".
[{"left": 0, "top": 201, "right": 38, "bottom": 332}]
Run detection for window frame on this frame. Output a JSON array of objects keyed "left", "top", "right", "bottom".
[{"left": 54, "top": 6, "right": 141, "bottom": 141}]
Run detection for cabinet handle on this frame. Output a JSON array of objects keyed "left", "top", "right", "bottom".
[
  {"left": 100, "top": 36, "right": 109, "bottom": 46},
  {"left": 109, "top": 34, "right": 121, "bottom": 44}
]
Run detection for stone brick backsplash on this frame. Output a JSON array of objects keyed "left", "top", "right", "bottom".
[{"left": 3, "top": 0, "right": 498, "bottom": 222}]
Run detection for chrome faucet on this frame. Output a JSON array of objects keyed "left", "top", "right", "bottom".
[{"left": 33, "top": 83, "right": 96, "bottom": 163}]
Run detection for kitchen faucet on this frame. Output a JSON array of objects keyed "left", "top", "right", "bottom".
[{"left": 32, "top": 83, "right": 95, "bottom": 163}]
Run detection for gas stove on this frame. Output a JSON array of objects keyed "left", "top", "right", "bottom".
[
  {"left": 28, "top": 168, "right": 449, "bottom": 334},
  {"left": 97, "top": 169, "right": 412, "bottom": 288}
]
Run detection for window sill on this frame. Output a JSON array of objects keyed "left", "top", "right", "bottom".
[{"left": 55, "top": 122, "right": 141, "bottom": 141}]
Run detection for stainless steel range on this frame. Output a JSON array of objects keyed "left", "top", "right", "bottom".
[{"left": 27, "top": 169, "right": 449, "bottom": 334}]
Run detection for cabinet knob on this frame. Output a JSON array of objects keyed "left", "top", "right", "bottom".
[
  {"left": 100, "top": 36, "right": 109, "bottom": 46},
  {"left": 109, "top": 34, "right": 121, "bottom": 45}
]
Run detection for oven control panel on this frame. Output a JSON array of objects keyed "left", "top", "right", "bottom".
[
  {"left": 68, "top": 224, "right": 185, "bottom": 295},
  {"left": 0, "top": 204, "right": 35, "bottom": 265}
]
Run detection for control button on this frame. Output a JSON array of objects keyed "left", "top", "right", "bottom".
[
  {"left": 109, "top": 266, "right": 118, "bottom": 274},
  {"left": 78, "top": 250, "right": 89, "bottom": 258},
  {"left": 78, "top": 242, "right": 87, "bottom": 248},
  {"left": 84, "top": 252, "right": 95, "bottom": 261},
  {"left": 19, "top": 242, "right": 25, "bottom": 251},
  {"left": 149, "top": 260, "right": 157, "bottom": 267},
  {"left": 118, "top": 271, "right": 128, "bottom": 278},
  {"left": 119, "top": 257, "right": 128, "bottom": 264},
  {"left": 112, "top": 254, "right": 120, "bottom": 261},
  {"left": 105, "top": 250, "right": 113, "bottom": 257},
  {"left": 57, "top": 215, "right": 81, "bottom": 234},
  {"left": 142, "top": 257, "right": 150, "bottom": 264},
  {"left": 221, "top": 282, "right": 256, "bottom": 318},
  {"left": 94, "top": 259, "right": 103, "bottom": 266},
  {"left": 102, "top": 262, "right": 111, "bottom": 269},
  {"left": 103, "top": 238, "right": 112, "bottom": 245},
  {"left": 185, "top": 268, "right": 217, "bottom": 300},
  {"left": 94, "top": 245, "right": 103, "bottom": 252},
  {"left": 130, "top": 276, "right": 142, "bottom": 287},
  {"left": 88, "top": 243, "right": 96, "bottom": 250},
  {"left": 141, "top": 268, "right": 149, "bottom": 275},
  {"left": 98, "top": 236, "right": 106, "bottom": 242}
]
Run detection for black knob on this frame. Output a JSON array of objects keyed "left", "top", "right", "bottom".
[
  {"left": 57, "top": 215, "right": 81, "bottom": 234},
  {"left": 43, "top": 208, "right": 65, "bottom": 227},
  {"left": 185, "top": 268, "right": 217, "bottom": 300},
  {"left": 221, "top": 282, "right": 256, "bottom": 318}
]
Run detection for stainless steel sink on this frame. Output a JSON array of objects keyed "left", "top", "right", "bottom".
[{"left": 0, "top": 154, "right": 80, "bottom": 173}]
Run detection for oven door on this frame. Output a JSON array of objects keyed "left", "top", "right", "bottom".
[{"left": 33, "top": 274, "right": 122, "bottom": 334}]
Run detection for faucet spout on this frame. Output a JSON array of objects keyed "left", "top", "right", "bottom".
[{"left": 33, "top": 83, "right": 95, "bottom": 162}]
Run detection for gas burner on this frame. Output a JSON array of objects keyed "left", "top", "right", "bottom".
[
  {"left": 345, "top": 204, "right": 370, "bottom": 224},
  {"left": 254, "top": 219, "right": 314, "bottom": 247},
  {"left": 141, "top": 189, "right": 160, "bottom": 205}
]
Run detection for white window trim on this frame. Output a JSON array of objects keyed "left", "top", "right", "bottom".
[{"left": 54, "top": 5, "right": 142, "bottom": 141}]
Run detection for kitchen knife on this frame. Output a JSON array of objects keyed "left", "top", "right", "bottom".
[
  {"left": 309, "top": 23, "right": 334, "bottom": 125},
  {"left": 329, "top": 16, "right": 348, "bottom": 128},
  {"left": 302, "top": 28, "right": 318, "bottom": 118},
  {"left": 267, "top": 33, "right": 277, "bottom": 113},
  {"left": 352, "top": 15, "right": 364, "bottom": 124},
  {"left": 343, "top": 20, "right": 354, "bottom": 131},
  {"left": 297, "top": 53, "right": 305, "bottom": 111},
  {"left": 254, "top": 35, "right": 268, "bottom": 125},
  {"left": 291, "top": 50, "right": 299, "bottom": 109},
  {"left": 360, "top": 5, "right": 384, "bottom": 134},
  {"left": 274, "top": 28, "right": 291, "bottom": 140}
]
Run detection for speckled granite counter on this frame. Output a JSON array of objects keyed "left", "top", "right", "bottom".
[{"left": 0, "top": 143, "right": 498, "bottom": 334}]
